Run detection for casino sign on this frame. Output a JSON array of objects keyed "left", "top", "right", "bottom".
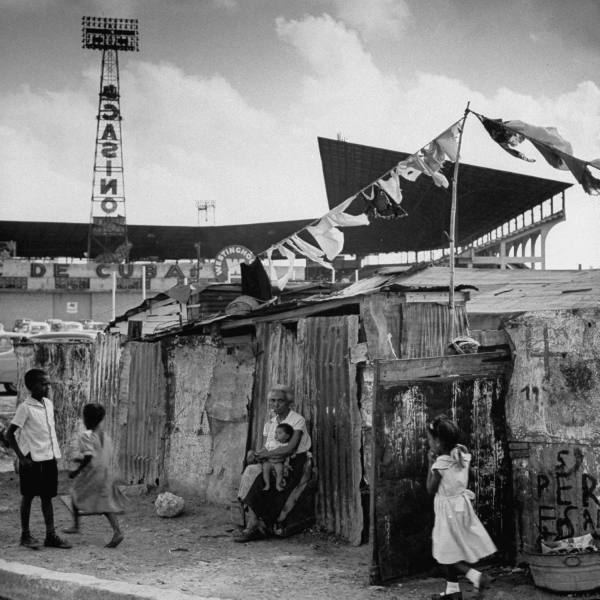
[{"left": 213, "top": 245, "right": 255, "bottom": 282}]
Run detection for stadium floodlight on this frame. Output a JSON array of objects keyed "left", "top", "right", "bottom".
[{"left": 82, "top": 16, "right": 139, "bottom": 52}]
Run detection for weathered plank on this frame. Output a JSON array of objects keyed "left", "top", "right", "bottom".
[{"left": 378, "top": 350, "right": 511, "bottom": 384}]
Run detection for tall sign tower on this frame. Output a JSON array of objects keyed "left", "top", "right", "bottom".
[{"left": 82, "top": 16, "right": 139, "bottom": 262}]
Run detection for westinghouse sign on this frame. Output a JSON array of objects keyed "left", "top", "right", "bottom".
[{"left": 213, "top": 245, "right": 255, "bottom": 282}]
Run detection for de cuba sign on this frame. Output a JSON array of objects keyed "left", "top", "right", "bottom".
[{"left": 213, "top": 245, "right": 255, "bottom": 282}]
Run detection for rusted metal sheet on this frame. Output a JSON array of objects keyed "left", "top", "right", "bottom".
[
  {"left": 14, "top": 339, "right": 95, "bottom": 469},
  {"left": 511, "top": 442, "right": 600, "bottom": 555},
  {"left": 400, "top": 302, "right": 469, "bottom": 358},
  {"left": 371, "top": 372, "right": 512, "bottom": 582},
  {"left": 120, "top": 341, "right": 168, "bottom": 486},
  {"left": 249, "top": 317, "right": 363, "bottom": 545},
  {"left": 90, "top": 333, "right": 122, "bottom": 458},
  {"left": 249, "top": 322, "right": 297, "bottom": 451},
  {"left": 296, "top": 316, "right": 363, "bottom": 545},
  {"left": 361, "top": 293, "right": 403, "bottom": 360},
  {"left": 378, "top": 350, "right": 512, "bottom": 384}
]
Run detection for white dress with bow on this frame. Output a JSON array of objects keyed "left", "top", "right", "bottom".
[{"left": 431, "top": 448, "right": 497, "bottom": 564}]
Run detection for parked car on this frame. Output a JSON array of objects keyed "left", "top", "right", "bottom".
[
  {"left": 29, "top": 322, "right": 51, "bottom": 334},
  {"left": 13, "top": 319, "right": 50, "bottom": 334},
  {"left": 13, "top": 318, "right": 31, "bottom": 333},
  {"left": 28, "top": 331, "right": 98, "bottom": 342},
  {"left": 46, "top": 318, "right": 64, "bottom": 332},
  {"left": 82, "top": 320, "right": 107, "bottom": 331},
  {"left": 54, "top": 321, "right": 84, "bottom": 332},
  {"left": 0, "top": 331, "right": 29, "bottom": 393}
]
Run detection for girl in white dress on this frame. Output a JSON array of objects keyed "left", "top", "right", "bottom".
[{"left": 426, "top": 417, "right": 496, "bottom": 599}]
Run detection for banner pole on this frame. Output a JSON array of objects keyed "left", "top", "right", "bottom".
[{"left": 449, "top": 102, "right": 470, "bottom": 342}]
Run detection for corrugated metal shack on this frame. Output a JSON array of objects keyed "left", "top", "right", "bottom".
[
  {"left": 373, "top": 267, "right": 600, "bottom": 566},
  {"left": 105, "top": 270, "right": 500, "bottom": 555},
  {"left": 19, "top": 266, "right": 600, "bottom": 583}
]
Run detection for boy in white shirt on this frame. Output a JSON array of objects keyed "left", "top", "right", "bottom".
[{"left": 7, "top": 368, "right": 71, "bottom": 549}]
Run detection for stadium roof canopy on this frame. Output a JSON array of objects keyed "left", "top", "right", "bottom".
[
  {"left": 317, "top": 137, "right": 571, "bottom": 255},
  {"left": 1, "top": 138, "right": 571, "bottom": 260}
]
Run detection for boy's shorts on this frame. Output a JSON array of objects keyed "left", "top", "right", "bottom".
[{"left": 19, "top": 457, "right": 58, "bottom": 498}]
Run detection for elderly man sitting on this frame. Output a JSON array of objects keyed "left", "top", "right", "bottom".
[{"left": 235, "top": 385, "right": 311, "bottom": 542}]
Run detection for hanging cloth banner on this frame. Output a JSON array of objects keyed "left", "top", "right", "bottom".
[
  {"left": 476, "top": 112, "right": 600, "bottom": 195},
  {"left": 397, "top": 153, "right": 449, "bottom": 188},
  {"left": 266, "top": 248, "right": 276, "bottom": 282},
  {"left": 326, "top": 195, "right": 370, "bottom": 226},
  {"left": 431, "top": 122, "right": 462, "bottom": 162},
  {"left": 476, "top": 115, "right": 536, "bottom": 162},
  {"left": 377, "top": 170, "right": 403, "bottom": 204},
  {"left": 274, "top": 244, "right": 296, "bottom": 290},
  {"left": 259, "top": 115, "right": 466, "bottom": 267},
  {"left": 306, "top": 221, "right": 344, "bottom": 261},
  {"left": 288, "top": 235, "right": 334, "bottom": 270}
]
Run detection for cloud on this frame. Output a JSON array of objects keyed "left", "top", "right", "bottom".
[
  {"left": 328, "top": 0, "right": 411, "bottom": 40},
  {"left": 212, "top": 0, "right": 239, "bottom": 11},
  {"left": 275, "top": 13, "right": 600, "bottom": 268},
  {"left": 1, "top": 10, "right": 598, "bottom": 268}
]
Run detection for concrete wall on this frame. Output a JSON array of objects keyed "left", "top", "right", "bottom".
[
  {"left": 165, "top": 338, "right": 219, "bottom": 498},
  {"left": 0, "top": 290, "right": 147, "bottom": 328},
  {"left": 163, "top": 337, "right": 253, "bottom": 502}
]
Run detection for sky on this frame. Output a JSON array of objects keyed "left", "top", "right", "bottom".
[{"left": 1, "top": 0, "right": 599, "bottom": 268}]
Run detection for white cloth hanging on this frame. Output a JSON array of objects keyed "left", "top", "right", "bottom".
[
  {"left": 288, "top": 236, "right": 333, "bottom": 270},
  {"left": 433, "top": 122, "right": 461, "bottom": 162},
  {"left": 377, "top": 170, "right": 403, "bottom": 204},
  {"left": 274, "top": 244, "right": 295, "bottom": 290},
  {"left": 306, "top": 221, "right": 344, "bottom": 261}
]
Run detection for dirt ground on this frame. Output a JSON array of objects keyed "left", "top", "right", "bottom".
[{"left": 0, "top": 392, "right": 574, "bottom": 600}]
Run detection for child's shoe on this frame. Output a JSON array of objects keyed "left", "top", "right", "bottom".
[
  {"left": 20, "top": 533, "right": 40, "bottom": 549},
  {"left": 44, "top": 532, "right": 72, "bottom": 549}
]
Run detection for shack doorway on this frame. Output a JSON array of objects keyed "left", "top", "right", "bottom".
[{"left": 370, "top": 351, "right": 513, "bottom": 583}]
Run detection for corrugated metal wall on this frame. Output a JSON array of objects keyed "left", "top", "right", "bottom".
[
  {"left": 249, "top": 322, "right": 297, "bottom": 452},
  {"left": 251, "top": 316, "right": 363, "bottom": 545},
  {"left": 401, "top": 303, "right": 470, "bottom": 358},
  {"left": 119, "top": 341, "right": 168, "bottom": 486},
  {"left": 297, "top": 316, "right": 363, "bottom": 545},
  {"left": 90, "top": 333, "right": 122, "bottom": 455},
  {"left": 14, "top": 339, "right": 95, "bottom": 469}
]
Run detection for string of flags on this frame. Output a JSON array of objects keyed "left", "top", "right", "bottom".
[
  {"left": 258, "top": 107, "right": 599, "bottom": 291},
  {"left": 473, "top": 110, "right": 600, "bottom": 195},
  {"left": 262, "top": 118, "right": 464, "bottom": 289}
]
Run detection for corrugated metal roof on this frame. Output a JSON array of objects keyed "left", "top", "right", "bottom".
[
  {"left": 128, "top": 266, "right": 600, "bottom": 338},
  {"left": 373, "top": 266, "right": 600, "bottom": 313}
]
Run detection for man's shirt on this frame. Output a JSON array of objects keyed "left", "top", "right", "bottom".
[{"left": 11, "top": 396, "right": 61, "bottom": 461}]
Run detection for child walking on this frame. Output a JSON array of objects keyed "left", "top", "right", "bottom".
[
  {"left": 64, "top": 403, "right": 125, "bottom": 548},
  {"left": 6, "top": 368, "right": 72, "bottom": 549},
  {"left": 426, "top": 416, "right": 496, "bottom": 599}
]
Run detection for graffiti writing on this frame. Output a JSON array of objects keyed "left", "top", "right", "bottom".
[{"left": 536, "top": 447, "right": 599, "bottom": 539}]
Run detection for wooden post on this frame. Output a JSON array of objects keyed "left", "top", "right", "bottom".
[{"left": 449, "top": 102, "right": 470, "bottom": 341}]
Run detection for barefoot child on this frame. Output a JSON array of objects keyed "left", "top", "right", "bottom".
[
  {"left": 261, "top": 423, "right": 293, "bottom": 491},
  {"left": 64, "top": 403, "right": 125, "bottom": 548},
  {"left": 426, "top": 416, "right": 496, "bottom": 599},
  {"left": 6, "top": 369, "right": 72, "bottom": 549}
]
